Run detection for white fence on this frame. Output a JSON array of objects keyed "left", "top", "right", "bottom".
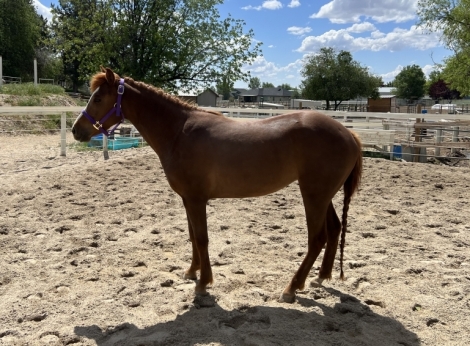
[{"left": 1, "top": 106, "right": 469, "bottom": 162}]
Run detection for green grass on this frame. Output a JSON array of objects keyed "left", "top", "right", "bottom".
[{"left": 0, "top": 83, "right": 65, "bottom": 96}]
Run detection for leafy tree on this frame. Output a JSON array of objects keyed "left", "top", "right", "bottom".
[
  {"left": 248, "top": 76, "right": 260, "bottom": 89},
  {"left": 278, "top": 83, "right": 293, "bottom": 90},
  {"left": 417, "top": 0, "right": 470, "bottom": 94},
  {"left": 262, "top": 82, "right": 275, "bottom": 88},
  {"left": 300, "top": 47, "right": 380, "bottom": 110},
  {"left": 51, "top": 0, "right": 113, "bottom": 91},
  {"left": 216, "top": 75, "right": 233, "bottom": 100},
  {"left": 0, "top": 0, "right": 42, "bottom": 79},
  {"left": 392, "top": 65, "right": 426, "bottom": 102},
  {"left": 429, "top": 79, "right": 461, "bottom": 101},
  {"left": 109, "top": 0, "right": 261, "bottom": 91}
]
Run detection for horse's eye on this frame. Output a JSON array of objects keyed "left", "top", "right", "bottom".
[{"left": 94, "top": 96, "right": 101, "bottom": 103}]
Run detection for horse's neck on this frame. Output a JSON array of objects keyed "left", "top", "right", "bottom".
[{"left": 123, "top": 87, "right": 188, "bottom": 160}]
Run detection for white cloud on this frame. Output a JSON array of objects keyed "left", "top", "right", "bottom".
[
  {"left": 33, "top": 0, "right": 52, "bottom": 21},
  {"left": 347, "top": 22, "right": 376, "bottom": 33},
  {"left": 421, "top": 64, "right": 436, "bottom": 78},
  {"left": 297, "top": 25, "right": 441, "bottom": 53},
  {"left": 380, "top": 65, "right": 404, "bottom": 82},
  {"left": 243, "top": 56, "right": 303, "bottom": 80},
  {"left": 242, "top": 0, "right": 283, "bottom": 10},
  {"left": 287, "top": 26, "right": 312, "bottom": 36},
  {"left": 379, "top": 64, "right": 435, "bottom": 82},
  {"left": 263, "top": 0, "right": 283, "bottom": 10},
  {"left": 288, "top": 0, "right": 301, "bottom": 8},
  {"left": 311, "top": 0, "right": 417, "bottom": 24}
]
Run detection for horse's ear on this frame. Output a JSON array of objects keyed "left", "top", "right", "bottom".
[
  {"left": 100, "top": 66, "right": 106, "bottom": 73},
  {"left": 105, "top": 68, "right": 115, "bottom": 86}
]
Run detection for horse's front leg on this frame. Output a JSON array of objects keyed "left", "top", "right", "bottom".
[
  {"left": 183, "top": 198, "right": 213, "bottom": 295},
  {"left": 183, "top": 211, "right": 200, "bottom": 280}
]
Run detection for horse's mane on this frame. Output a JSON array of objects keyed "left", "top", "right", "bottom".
[{"left": 90, "top": 72, "right": 222, "bottom": 116}]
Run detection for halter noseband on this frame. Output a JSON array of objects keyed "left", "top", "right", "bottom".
[{"left": 81, "top": 78, "right": 125, "bottom": 137}]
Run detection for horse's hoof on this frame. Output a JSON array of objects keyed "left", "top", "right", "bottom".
[
  {"left": 279, "top": 292, "right": 295, "bottom": 303},
  {"left": 310, "top": 278, "right": 324, "bottom": 288},
  {"left": 183, "top": 272, "right": 197, "bottom": 280},
  {"left": 195, "top": 288, "right": 209, "bottom": 296}
]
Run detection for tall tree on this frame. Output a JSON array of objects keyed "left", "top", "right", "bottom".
[
  {"left": 429, "top": 79, "right": 461, "bottom": 101},
  {"left": 0, "top": 0, "right": 42, "bottom": 79},
  {"left": 278, "top": 83, "right": 293, "bottom": 90},
  {"left": 300, "top": 47, "right": 380, "bottom": 110},
  {"left": 417, "top": 0, "right": 470, "bottom": 94},
  {"left": 51, "top": 0, "right": 113, "bottom": 91},
  {"left": 392, "top": 65, "right": 426, "bottom": 102},
  {"left": 262, "top": 82, "right": 274, "bottom": 88},
  {"left": 248, "top": 76, "right": 261, "bottom": 89},
  {"left": 109, "top": 0, "right": 261, "bottom": 91},
  {"left": 216, "top": 75, "right": 233, "bottom": 100}
]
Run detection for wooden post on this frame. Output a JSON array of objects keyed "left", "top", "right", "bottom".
[
  {"left": 451, "top": 127, "right": 460, "bottom": 154},
  {"left": 382, "top": 122, "right": 390, "bottom": 152},
  {"left": 0, "top": 56, "right": 3, "bottom": 87},
  {"left": 60, "top": 113, "right": 67, "bottom": 156},
  {"left": 298, "top": 102, "right": 302, "bottom": 110},
  {"left": 414, "top": 118, "right": 422, "bottom": 162},
  {"left": 435, "top": 129, "right": 442, "bottom": 157}
]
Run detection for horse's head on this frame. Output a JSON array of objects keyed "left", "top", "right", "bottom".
[{"left": 72, "top": 67, "right": 124, "bottom": 142}]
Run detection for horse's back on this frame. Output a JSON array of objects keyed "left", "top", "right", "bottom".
[{"left": 169, "top": 110, "right": 360, "bottom": 199}]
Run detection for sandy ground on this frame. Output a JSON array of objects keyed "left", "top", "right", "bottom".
[{"left": 0, "top": 134, "right": 469, "bottom": 346}]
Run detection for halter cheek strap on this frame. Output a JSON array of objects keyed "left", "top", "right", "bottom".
[{"left": 81, "top": 78, "right": 125, "bottom": 137}]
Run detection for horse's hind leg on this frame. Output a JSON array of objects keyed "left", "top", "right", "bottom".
[
  {"left": 183, "top": 211, "right": 200, "bottom": 280},
  {"left": 311, "top": 202, "right": 341, "bottom": 287},
  {"left": 280, "top": 194, "right": 330, "bottom": 303}
]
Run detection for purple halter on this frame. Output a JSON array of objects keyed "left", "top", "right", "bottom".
[{"left": 81, "top": 78, "right": 125, "bottom": 137}]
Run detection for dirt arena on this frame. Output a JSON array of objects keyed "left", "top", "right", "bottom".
[{"left": 0, "top": 134, "right": 469, "bottom": 345}]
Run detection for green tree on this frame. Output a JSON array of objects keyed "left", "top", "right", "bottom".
[
  {"left": 248, "top": 76, "right": 260, "bottom": 89},
  {"left": 417, "top": 0, "right": 470, "bottom": 94},
  {"left": 300, "top": 47, "right": 380, "bottom": 110},
  {"left": 424, "top": 69, "right": 442, "bottom": 95},
  {"left": 278, "top": 83, "right": 293, "bottom": 90},
  {"left": 109, "top": 0, "right": 261, "bottom": 91},
  {"left": 262, "top": 82, "right": 275, "bottom": 88},
  {"left": 0, "top": 0, "right": 42, "bottom": 79},
  {"left": 216, "top": 75, "right": 233, "bottom": 100},
  {"left": 51, "top": 0, "right": 113, "bottom": 91},
  {"left": 392, "top": 65, "right": 426, "bottom": 102}
]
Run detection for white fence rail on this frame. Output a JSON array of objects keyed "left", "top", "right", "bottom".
[{"left": 1, "top": 107, "right": 469, "bottom": 162}]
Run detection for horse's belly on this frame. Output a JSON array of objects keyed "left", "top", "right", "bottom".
[{"left": 210, "top": 162, "right": 297, "bottom": 198}]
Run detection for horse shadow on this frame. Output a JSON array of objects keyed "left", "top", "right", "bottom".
[{"left": 74, "top": 288, "right": 420, "bottom": 346}]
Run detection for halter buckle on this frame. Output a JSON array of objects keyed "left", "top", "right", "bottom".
[{"left": 93, "top": 121, "right": 103, "bottom": 130}]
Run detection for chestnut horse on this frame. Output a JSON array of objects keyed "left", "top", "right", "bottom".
[{"left": 72, "top": 67, "right": 362, "bottom": 303}]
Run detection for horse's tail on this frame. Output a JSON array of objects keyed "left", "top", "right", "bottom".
[{"left": 339, "top": 131, "right": 363, "bottom": 280}]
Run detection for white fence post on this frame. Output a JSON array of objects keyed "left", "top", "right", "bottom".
[
  {"left": 34, "top": 58, "right": 38, "bottom": 87},
  {"left": 103, "top": 136, "right": 109, "bottom": 160},
  {"left": 0, "top": 56, "right": 3, "bottom": 87},
  {"left": 60, "top": 112, "right": 67, "bottom": 156}
]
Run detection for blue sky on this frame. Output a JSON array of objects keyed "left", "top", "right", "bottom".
[{"left": 35, "top": 0, "right": 450, "bottom": 89}]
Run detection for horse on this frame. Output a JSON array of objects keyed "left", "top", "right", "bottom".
[{"left": 72, "top": 67, "right": 363, "bottom": 303}]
